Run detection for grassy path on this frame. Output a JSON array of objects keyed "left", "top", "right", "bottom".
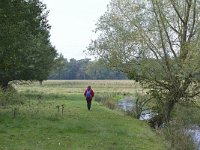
[{"left": 0, "top": 81, "right": 166, "bottom": 149}]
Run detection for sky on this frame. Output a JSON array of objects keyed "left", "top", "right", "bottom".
[{"left": 42, "top": 0, "right": 110, "bottom": 60}]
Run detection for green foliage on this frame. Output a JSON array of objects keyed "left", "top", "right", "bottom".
[
  {"left": 163, "top": 124, "right": 195, "bottom": 150},
  {"left": 49, "top": 54, "right": 66, "bottom": 79},
  {"left": 95, "top": 93, "right": 117, "bottom": 110},
  {"left": 87, "top": 0, "right": 200, "bottom": 123},
  {"left": 132, "top": 92, "right": 153, "bottom": 119},
  {"left": 48, "top": 58, "right": 127, "bottom": 80},
  {"left": 0, "top": 0, "right": 57, "bottom": 88},
  {"left": 86, "top": 60, "right": 127, "bottom": 80},
  {"left": 160, "top": 103, "right": 200, "bottom": 150},
  {"left": 172, "top": 103, "right": 200, "bottom": 126}
]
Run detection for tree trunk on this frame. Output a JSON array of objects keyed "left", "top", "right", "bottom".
[
  {"left": 39, "top": 80, "right": 43, "bottom": 85},
  {"left": 162, "top": 99, "right": 176, "bottom": 122},
  {"left": 0, "top": 81, "right": 9, "bottom": 90},
  {"left": 149, "top": 98, "right": 176, "bottom": 128}
]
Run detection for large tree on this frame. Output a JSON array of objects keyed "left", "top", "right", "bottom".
[
  {"left": 0, "top": 0, "right": 57, "bottom": 89},
  {"left": 88, "top": 0, "right": 200, "bottom": 123}
]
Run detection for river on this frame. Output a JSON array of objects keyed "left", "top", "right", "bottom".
[{"left": 118, "top": 98, "right": 200, "bottom": 149}]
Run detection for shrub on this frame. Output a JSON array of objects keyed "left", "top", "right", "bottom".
[
  {"left": 94, "top": 94, "right": 108, "bottom": 103},
  {"left": 131, "top": 92, "right": 153, "bottom": 119},
  {"left": 95, "top": 94, "right": 116, "bottom": 110},
  {"left": 162, "top": 123, "right": 195, "bottom": 150},
  {"left": 103, "top": 99, "right": 116, "bottom": 110},
  {"left": 161, "top": 103, "right": 200, "bottom": 150}
]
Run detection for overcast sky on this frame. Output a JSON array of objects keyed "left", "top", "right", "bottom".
[{"left": 42, "top": 0, "right": 110, "bottom": 60}]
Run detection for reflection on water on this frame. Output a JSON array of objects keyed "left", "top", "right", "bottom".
[
  {"left": 139, "top": 110, "right": 156, "bottom": 120},
  {"left": 188, "top": 125, "right": 200, "bottom": 150},
  {"left": 118, "top": 97, "right": 154, "bottom": 120},
  {"left": 118, "top": 99, "right": 134, "bottom": 112}
]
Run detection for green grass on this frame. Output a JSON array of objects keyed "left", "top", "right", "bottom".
[{"left": 0, "top": 80, "right": 166, "bottom": 150}]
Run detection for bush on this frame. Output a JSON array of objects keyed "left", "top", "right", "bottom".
[
  {"left": 103, "top": 99, "right": 116, "bottom": 110},
  {"left": 173, "top": 103, "right": 200, "bottom": 125},
  {"left": 162, "top": 123, "right": 195, "bottom": 150},
  {"left": 161, "top": 103, "right": 200, "bottom": 150},
  {"left": 94, "top": 94, "right": 108, "bottom": 103},
  {"left": 130, "top": 92, "right": 153, "bottom": 119},
  {"left": 95, "top": 94, "right": 116, "bottom": 110}
]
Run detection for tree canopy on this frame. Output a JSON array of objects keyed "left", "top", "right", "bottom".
[
  {"left": 88, "top": 0, "right": 200, "bottom": 123},
  {"left": 0, "top": 0, "right": 57, "bottom": 89}
]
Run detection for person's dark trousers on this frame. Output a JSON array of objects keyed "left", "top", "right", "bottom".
[{"left": 87, "top": 100, "right": 92, "bottom": 111}]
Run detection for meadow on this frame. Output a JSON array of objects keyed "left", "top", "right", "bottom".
[{"left": 0, "top": 80, "right": 166, "bottom": 150}]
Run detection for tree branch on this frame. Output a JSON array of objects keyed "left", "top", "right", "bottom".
[
  {"left": 169, "top": 0, "right": 185, "bottom": 24},
  {"left": 152, "top": 1, "right": 172, "bottom": 78},
  {"left": 188, "top": 0, "right": 197, "bottom": 41},
  {"left": 158, "top": 9, "right": 177, "bottom": 58}
]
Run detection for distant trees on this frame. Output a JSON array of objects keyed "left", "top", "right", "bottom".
[
  {"left": 87, "top": 0, "right": 200, "bottom": 124},
  {"left": 0, "top": 0, "right": 57, "bottom": 89},
  {"left": 86, "top": 60, "right": 127, "bottom": 80},
  {"left": 48, "top": 58, "right": 127, "bottom": 80},
  {"left": 50, "top": 54, "right": 66, "bottom": 80}
]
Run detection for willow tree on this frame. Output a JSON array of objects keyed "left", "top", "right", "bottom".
[{"left": 88, "top": 0, "right": 200, "bottom": 123}]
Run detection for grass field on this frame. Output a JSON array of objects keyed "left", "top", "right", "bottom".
[
  {"left": 0, "top": 80, "right": 166, "bottom": 150},
  {"left": 16, "top": 80, "right": 142, "bottom": 95}
]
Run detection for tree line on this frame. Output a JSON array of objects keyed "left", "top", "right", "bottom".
[{"left": 49, "top": 55, "right": 127, "bottom": 80}]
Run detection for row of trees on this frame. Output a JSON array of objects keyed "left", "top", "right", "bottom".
[
  {"left": 49, "top": 55, "right": 127, "bottom": 80},
  {"left": 87, "top": 0, "right": 200, "bottom": 124},
  {"left": 0, "top": 0, "right": 57, "bottom": 89}
]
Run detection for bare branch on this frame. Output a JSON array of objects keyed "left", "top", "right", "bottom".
[
  {"left": 169, "top": 0, "right": 185, "bottom": 24},
  {"left": 158, "top": 10, "right": 177, "bottom": 58},
  {"left": 179, "top": 0, "right": 192, "bottom": 59},
  {"left": 144, "top": 38, "right": 159, "bottom": 59},
  {"left": 188, "top": 0, "right": 197, "bottom": 41},
  {"left": 154, "top": 80, "right": 171, "bottom": 90},
  {"left": 151, "top": 1, "right": 172, "bottom": 77},
  {"left": 165, "top": 19, "right": 180, "bottom": 35}
]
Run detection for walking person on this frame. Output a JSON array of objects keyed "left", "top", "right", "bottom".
[{"left": 84, "top": 86, "right": 94, "bottom": 111}]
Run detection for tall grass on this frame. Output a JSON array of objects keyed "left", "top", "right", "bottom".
[{"left": 16, "top": 80, "right": 141, "bottom": 95}]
